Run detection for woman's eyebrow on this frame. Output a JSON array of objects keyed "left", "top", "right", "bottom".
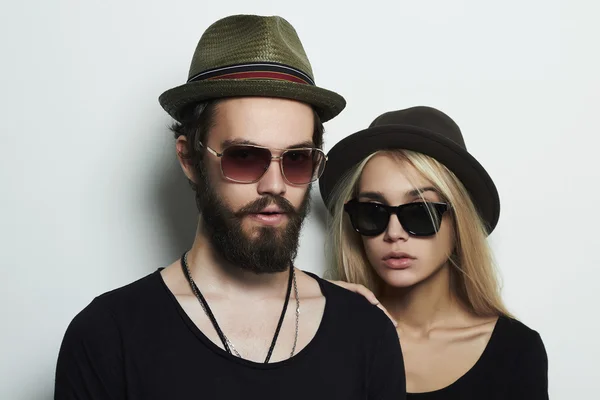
[
  {"left": 357, "top": 191, "right": 387, "bottom": 203},
  {"left": 407, "top": 186, "right": 438, "bottom": 197}
]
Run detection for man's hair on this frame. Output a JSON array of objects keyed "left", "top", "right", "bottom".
[{"left": 170, "top": 100, "right": 325, "bottom": 207}]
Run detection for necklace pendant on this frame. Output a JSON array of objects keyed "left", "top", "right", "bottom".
[{"left": 181, "top": 252, "right": 300, "bottom": 364}]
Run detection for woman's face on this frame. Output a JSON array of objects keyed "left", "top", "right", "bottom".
[{"left": 355, "top": 154, "right": 455, "bottom": 288}]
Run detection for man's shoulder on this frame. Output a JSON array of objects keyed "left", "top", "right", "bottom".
[
  {"left": 305, "top": 271, "right": 393, "bottom": 330},
  {"left": 67, "top": 270, "right": 163, "bottom": 334},
  {"left": 94, "top": 269, "right": 162, "bottom": 306}
]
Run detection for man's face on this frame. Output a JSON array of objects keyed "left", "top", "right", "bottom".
[{"left": 194, "top": 97, "right": 316, "bottom": 273}]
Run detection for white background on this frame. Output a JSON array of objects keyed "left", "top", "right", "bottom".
[{"left": 1, "top": 0, "right": 598, "bottom": 398}]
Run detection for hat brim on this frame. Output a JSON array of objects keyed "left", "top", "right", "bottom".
[
  {"left": 319, "top": 124, "right": 500, "bottom": 234},
  {"left": 159, "top": 79, "right": 346, "bottom": 123}
]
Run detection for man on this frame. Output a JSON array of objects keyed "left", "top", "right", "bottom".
[{"left": 55, "top": 14, "right": 405, "bottom": 399}]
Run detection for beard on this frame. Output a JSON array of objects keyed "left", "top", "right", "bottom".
[{"left": 194, "top": 166, "right": 312, "bottom": 274}]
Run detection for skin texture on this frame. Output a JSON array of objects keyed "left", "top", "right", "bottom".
[
  {"left": 161, "top": 98, "right": 326, "bottom": 363},
  {"left": 337, "top": 154, "right": 498, "bottom": 393}
]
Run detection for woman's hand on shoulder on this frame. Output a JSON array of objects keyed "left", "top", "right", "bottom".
[{"left": 327, "top": 280, "right": 397, "bottom": 327}]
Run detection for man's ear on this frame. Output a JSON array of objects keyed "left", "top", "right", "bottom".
[{"left": 176, "top": 136, "right": 198, "bottom": 183}]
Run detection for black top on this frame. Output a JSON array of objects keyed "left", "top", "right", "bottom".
[
  {"left": 55, "top": 269, "right": 406, "bottom": 400},
  {"left": 407, "top": 316, "right": 548, "bottom": 400}
]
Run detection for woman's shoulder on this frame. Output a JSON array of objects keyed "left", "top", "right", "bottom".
[
  {"left": 484, "top": 316, "right": 549, "bottom": 396},
  {"left": 490, "top": 316, "right": 547, "bottom": 360},
  {"left": 495, "top": 316, "right": 543, "bottom": 342}
]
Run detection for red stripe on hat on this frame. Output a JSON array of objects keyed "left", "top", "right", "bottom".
[{"left": 206, "top": 71, "right": 309, "bottom": 84}]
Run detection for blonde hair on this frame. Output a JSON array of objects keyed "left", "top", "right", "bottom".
[{"left": 326, "top": 150, "right": 511, "bottom": 318}]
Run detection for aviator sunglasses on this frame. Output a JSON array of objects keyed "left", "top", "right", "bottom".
[
  {"left": 344, "top": 200, "right": 450, "bottom": 237},
  {"left": 200, "top": 142, "right": 327, "bottom": 185}
]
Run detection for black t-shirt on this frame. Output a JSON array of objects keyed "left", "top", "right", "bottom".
[
  {"left": 55, "top": 269, "right": 406, "bottom": 399},
  {"left": 406, "top": 316, "right": 548, "bottom": 400}
]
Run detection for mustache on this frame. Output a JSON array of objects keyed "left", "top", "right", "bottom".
[{"left": 234, "top": 195, "right": 297, "bottom": 217}]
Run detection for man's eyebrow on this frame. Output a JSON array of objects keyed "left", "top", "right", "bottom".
[
  {"left": 286, "top": 141, "right": 315, "bottom": 149},
  {"left": 221, "top": 138, "right": 254, "bottom": 148},
  {"left": 220, "top": 139, "right": 315, "bottom": 149}
]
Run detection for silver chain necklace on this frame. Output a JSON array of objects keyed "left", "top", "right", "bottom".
[
  {"left": 225, "top": 268, "right": 300, "bottom": 359},
  {"left": 183, "top": 252, "right": 300, "bottom": 360}
]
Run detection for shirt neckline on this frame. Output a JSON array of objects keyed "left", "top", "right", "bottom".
[
  {"left": 406, "top": 315, "right": 504, "bottom": 397},
  {"left": 155, "top": 267, "right": 332, "bottom": 370}
]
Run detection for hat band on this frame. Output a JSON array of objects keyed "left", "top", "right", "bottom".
[{"left": 187, "top": 62, "right": 315, "bottom": 85}]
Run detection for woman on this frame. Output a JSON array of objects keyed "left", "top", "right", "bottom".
[{"left": 319, "top": 106, "right": 548, "bottom": 399}]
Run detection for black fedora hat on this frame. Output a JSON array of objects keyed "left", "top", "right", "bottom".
[{"left": 319, "top": 106, "right": 500, "bottom": 234}]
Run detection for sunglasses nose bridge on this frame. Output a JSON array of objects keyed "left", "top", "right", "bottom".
[
  {"left": 384, "top": 208, "right": 409, "bottom": 241},
  {"left": 266, "top": 155, "right": 284, "bottom": 179},
  {"left": 253, "top": 151, "right": 282, "bottom": 181}
]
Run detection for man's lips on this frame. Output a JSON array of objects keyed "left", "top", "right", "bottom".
[
  {"left": 258, "top": 206, "right": 284, "bottom": 214},
  {"left": 248, "top": 207, "right": 288, "bottom": 225}
]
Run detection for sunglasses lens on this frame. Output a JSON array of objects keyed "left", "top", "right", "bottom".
[
  {"left": 345, "top": 201, "right": 448, "bottom": 237},
  {"left": 282, "top": 149, "right": 325, "bottom": 184},
  {"left": 346, "top": 202, "right": 390, "bottom": 236},
  {"left": 221, "top": 146, "right": 271, "bottom": 182},
  {"left": 399, "top": 202, "right": 444, "bottom": 236}
]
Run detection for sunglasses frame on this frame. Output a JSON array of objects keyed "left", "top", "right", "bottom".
[
  {"left": 344, "top": 199, "right": 451, "bottom": 237},
  {"left": 200, "top": 142, "right": 328, "bottom": 185}
]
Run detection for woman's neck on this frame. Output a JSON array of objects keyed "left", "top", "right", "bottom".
[{"left": 381, "top": 264, "right": 467, "bottom": 334}]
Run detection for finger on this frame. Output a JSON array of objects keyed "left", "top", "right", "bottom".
[
  {"left": 328, "top": 280, "right": 373, "bottom": 301},
  {"left": 327, "top": 280, "right": 353, "bottom": 291},
  {"left": 344, "top": 283, "right": 379, "bottom": 305},
  {"left": 355, "top": 286, "right": 379, "bottom": 305},
  {"left": 376, "top": 303, "right": 398, "bottom": 327},
  {"left": 328, "top": 280, "right": 382, "bottom": 308},
  {"left": 327, "top": 280, "right": 397, "bottom": 327}
]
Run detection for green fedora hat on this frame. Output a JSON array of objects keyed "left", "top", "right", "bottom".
[{"left": 159, "top": 14, "right": 346, "bottom": 122}]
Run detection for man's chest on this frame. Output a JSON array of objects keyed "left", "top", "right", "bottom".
[
  {"left": 177, "top": 293, "right": 325, "bottom": 363},
  {"left": 123, "top": 348, "right": 367, "bottom": 400}
]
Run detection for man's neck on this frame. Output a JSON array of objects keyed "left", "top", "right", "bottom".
[
  {"left": 186, "top": 221, "right": 291, "bottom": 300},
  {"left": 381, "top": 264, "right": 465, "bottom": 335}
]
